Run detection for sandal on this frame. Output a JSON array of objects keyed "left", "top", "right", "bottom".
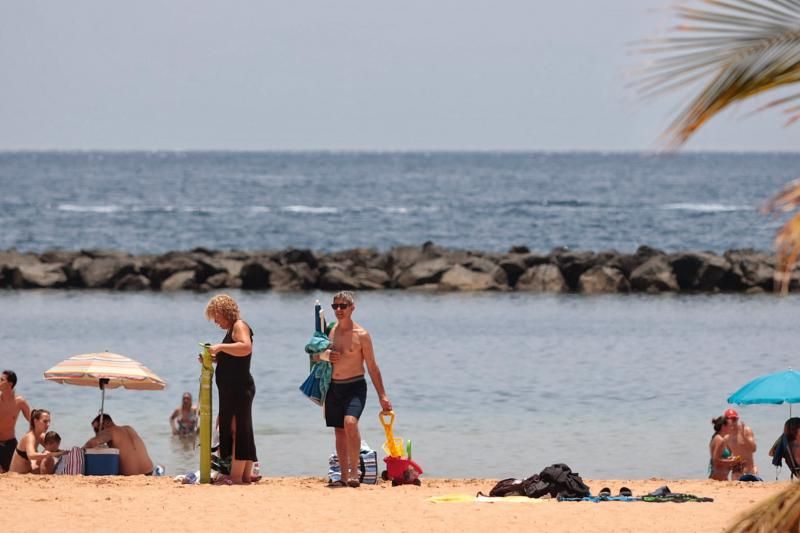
[
  {"left": 327, "top": 480, "right": 347, "bottom": 488},
  {"left": 618, "top": 487, "right": 633, "bottom": 497},
  {"left": 213, "top": 475, "right": 233, "bottom": 486},
  {"left": 598, "top": 487, "right": 611, "bottom": 497},
  {"left": 347, "top": 478, "right": 361, "bottom": 488}
]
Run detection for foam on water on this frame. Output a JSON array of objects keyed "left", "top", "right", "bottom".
[{"left": 661, "top": 203, "right": 753, "bottom": 213}]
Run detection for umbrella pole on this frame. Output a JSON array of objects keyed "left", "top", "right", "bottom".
[
  {"left": 98, "top": 378, "right": 109, "bottom": 431},
  {"left": 199, "top": 344, "right": 214, "bottom": 484}
]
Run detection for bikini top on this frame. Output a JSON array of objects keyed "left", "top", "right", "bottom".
[{"left": 177, "top": 410, "right": 198, "bottom": 431}]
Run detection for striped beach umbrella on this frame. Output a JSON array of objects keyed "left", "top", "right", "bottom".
[{"left": 44, "top": 352, "right": 166, "bottom": 428}]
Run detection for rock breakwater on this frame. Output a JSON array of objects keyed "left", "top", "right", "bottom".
[{"left": 0, "top": 244, "right": 788, "bottom": 294}]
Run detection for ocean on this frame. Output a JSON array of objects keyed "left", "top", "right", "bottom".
[
  {"left": 0, "top": 151, "right": 797, "bottom": 254},
  {"left": 1, "top": 151, "right": 798, "bottom": 481}
]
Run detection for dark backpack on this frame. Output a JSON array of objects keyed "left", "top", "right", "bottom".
[
  {"left": 488, "top": 478, "right": 525, "bottom": 497},
  {"left": 522, "top": 473, "right": 550, "bottom": 498}
]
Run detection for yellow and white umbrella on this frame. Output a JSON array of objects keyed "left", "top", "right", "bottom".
[{"left": 44, "top": 352, "right": 166, "bottom": 428}]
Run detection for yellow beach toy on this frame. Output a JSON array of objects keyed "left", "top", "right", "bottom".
[
  {"left": 380, "top": 410, "right": 404, "bottom": 457},
  {"left": 379, "top": 410, "right": 424, "bottom": 486}
]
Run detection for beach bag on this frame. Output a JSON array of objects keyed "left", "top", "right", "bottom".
[
  {"left": 526, "top": 464, "right": 590, "bottom": 499},
  {"left": 327, "top": 448, "right": 379, "bottom": 484},
  {"left": 488, "top": 478, "right": 525, "bottom": 497},
  {"left": 54, "top": 447, "right": 84, "bottom": 475}
]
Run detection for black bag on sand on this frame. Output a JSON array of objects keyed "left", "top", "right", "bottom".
[
  {"left": 525, "top": 464, "right": 591, "bottom": 499},
  {"left": 488, "top": 478, "right": 525, "bottom": 497}
]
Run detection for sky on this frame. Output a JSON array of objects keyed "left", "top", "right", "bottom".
[{"left": 1, "top": 0, "right": 799, "bottom": 152}]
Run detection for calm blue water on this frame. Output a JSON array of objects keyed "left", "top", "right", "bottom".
[
  {"left": 2, "top": 290, "right": 797, "bottom": 480},
  {"left": 0, "top": 151, "right": 797, "bottom": 253},
  {"left": 2, "top": 152, "right": 798, "bottom": 481}
]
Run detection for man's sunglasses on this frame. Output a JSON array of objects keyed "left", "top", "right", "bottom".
[{"left": 331, "top": 303, "right": 350, "bottom": 310}]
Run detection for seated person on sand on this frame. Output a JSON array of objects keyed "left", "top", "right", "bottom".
[
  {"left": 9, "top": 408, "right": 62, "bottom": 474},
  {"left": 722, "top": 408, "right": 759, "bottom": 479},
  {"left": 170, "top": 392, "right": 198, "bottom": 437},
  {"left": 84, "top": 414, "right": 154, "bottom": 476},
  {"left": 43, "top": 431, "right": 64, "bottom": 468},
  {"left": 769, "top": 417, "right": 800, "bottom": 475},
  {"left": 709, "top": 415, "right": 738, "bottom": 480}
]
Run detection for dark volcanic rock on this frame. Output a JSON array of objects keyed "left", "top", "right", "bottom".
[
  {"left": 516, "top": 264, "right": 568, "bottom": 292},
  {"left": 578, "top": 266, "right": 630, "bottom": 294},
  {"left": 630, "top": 256, "right": 679, "bottom": 292}
]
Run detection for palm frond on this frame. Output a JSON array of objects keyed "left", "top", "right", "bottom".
[
  {"left": 640, "top": 1, "right": 800, "bottom": 292},
  {"left": 726, "top": 481, "right": 800, "bottom": 532},
  {"left": 638, "top": 0, "right": 800, "bottom": 145}
]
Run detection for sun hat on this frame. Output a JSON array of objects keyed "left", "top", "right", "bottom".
[{"left": 724, "top": 408, "right": 739, "bottom": 419}]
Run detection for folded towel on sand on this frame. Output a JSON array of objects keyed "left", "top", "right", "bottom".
[{"left": 428, "top": 494, "right": 547, "bottom": 504}]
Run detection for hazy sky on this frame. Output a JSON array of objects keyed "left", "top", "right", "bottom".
[{"left": 1, "top": 1, "right": 799, "bottom": 151}]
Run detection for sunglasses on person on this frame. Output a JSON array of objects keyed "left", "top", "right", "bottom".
[{"left": 331, "top": 303, "right": 350, "bottom": 310}]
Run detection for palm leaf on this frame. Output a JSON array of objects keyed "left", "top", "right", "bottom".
[
  {"left": 639, "top": 0, "right": 800, "bottom": 145},
  {"left": 726, "top": 481, "right": 800, "bottom": 532},
  {"left": 641, "top": 0, "right": 800, "bottom": 292}
]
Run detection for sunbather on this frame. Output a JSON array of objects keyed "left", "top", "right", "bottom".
[
  {"left": 8, "top": 409, "right": 61, "bottom": 474},
  {"left": 769, "top": 417, "right": 800, "bottom": 478},
  {"left": 723, "top": 408, "right": 758, "bottom": 478},
  {"left": 709, "top": 415, "right": 738, "bottom": 480},
  {"left": 84, "top": 413, "right": 154, "bottom": 476}
]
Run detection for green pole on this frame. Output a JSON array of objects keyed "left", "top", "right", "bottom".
[{"left": 199, "top": 343, "right": 214, "bottom": 483}]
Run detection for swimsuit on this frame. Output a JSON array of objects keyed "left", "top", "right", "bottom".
[
  {"left": 707, "top": 443, "right": 732, "bottom": 477},
  {"left": 15, "top": 448, "right": 28, "bottom": 460},
  {"left": 325, "top": 376, "right": 367, "bottom": 428},
  {"left": 215, "top": 322, "right": 258, "bottom": 462},
  {"left": 0, "top": 438, "right": 17, "bottom": 471},
  {"left": 176, "top": 411, "right": 198, "bottom": 436}
]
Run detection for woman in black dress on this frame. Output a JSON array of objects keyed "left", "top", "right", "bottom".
[{"left": 205, "top": 294, "right": 257, "bottom": 484}]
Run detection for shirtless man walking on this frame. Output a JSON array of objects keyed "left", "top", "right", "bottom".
[
  {"left": 325, "top": 291, "right": 392, "bottom": 488},
  {"left": 0, "top": 370, "right": 31, "bottom": 473},
  {"left": 84, "top": 414, "right": 154, "bottom": 476},
  {"left": 724, "top": 408, "right": 759, "bottom": 479}
]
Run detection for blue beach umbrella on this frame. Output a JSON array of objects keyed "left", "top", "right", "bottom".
[{"left": 727, "top": 369, "right": 800, "bottom": 416}]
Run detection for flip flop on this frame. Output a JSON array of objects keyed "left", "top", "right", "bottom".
[
  {"left": 213, "top": 476, "right": 233, "bottom": 486},
  {"left": 598, "top": 487, "right": 611, "bottom": 497},
  {"left": 347, "top": 478, "right": 361, "bottom": 488},
  {"left": 618, "top": 487, "right": 633, "bottom": 497},
  {"left": 327, "top": 480, "right": 347, "bottom": 488}
]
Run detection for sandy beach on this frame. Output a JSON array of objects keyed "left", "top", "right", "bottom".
[{"left": 0, "top": 474, "right": 790, "bottom": 532}]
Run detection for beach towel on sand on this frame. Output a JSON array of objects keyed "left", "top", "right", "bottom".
[
  {"left": 428, "top": 494, "right": 547, "bottom": 504},
  {"left": 54, "top": 447, "right": 84, "bottom": 475},
  {"left": 641, "top": 486, "right": 713, "bottom": 503}
]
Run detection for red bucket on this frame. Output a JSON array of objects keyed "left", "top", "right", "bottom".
[{"left": 383, "top": 456, "right": 424, "bottom": 486}]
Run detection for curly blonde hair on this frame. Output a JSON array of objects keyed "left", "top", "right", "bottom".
[{"left": 205, "top": 294, "right": 240, "bottom": 323}]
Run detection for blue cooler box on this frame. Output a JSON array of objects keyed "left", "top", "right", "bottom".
[{"left": 85, "top": 448, "right": 120, "bottom": 475}]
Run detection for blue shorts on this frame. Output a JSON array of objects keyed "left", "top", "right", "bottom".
[{"left": 325, "top": 376, "right": 367, "bottom": 428}]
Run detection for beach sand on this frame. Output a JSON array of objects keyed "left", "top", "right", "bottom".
[{"left": 0, "top": 475, "right": 790, "bottom": 532}]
